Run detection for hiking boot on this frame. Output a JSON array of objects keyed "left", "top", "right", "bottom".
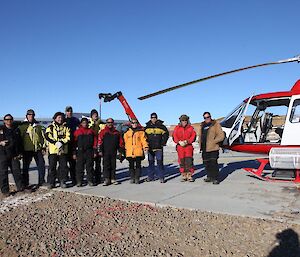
[
  {"left": 204, "top": 177, "right": 213, "bottom": 182},
  {"left": 76, "top": 182, "right": 83, "bottom": 187},
  {"left": 111, "top": 179, "right": 119, "bottom": 185},
  {"left": 181, "top": 172, "right": 187, "bottom": 182},
  {"left": 103, "top": 179, "right": 111, "bottom": 186},
  {"left": 60, "top": 182, "right": 67, "bottom": 189},
  {"left": 186, "top": 172, "right": 194, "bottom": 182},
  {"left": 188, "top": 176, "right": 195, "bottom": 182},
  {"left": 48, "top": 184, "right": 55, "bottom": 189},
  {"left": 88, "top": 181, "right": 96, "bottom": 186},
  {"left": 213, "top": 180, "right": 220, "bottom": 185}
]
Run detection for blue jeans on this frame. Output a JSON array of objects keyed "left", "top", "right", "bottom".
[{"left": 148, "top": 149, "right": 164, "bottom": 180}]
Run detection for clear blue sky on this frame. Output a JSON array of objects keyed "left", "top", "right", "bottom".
[{"left": 1, "top": 0, "right": 299, "bottom": 125}]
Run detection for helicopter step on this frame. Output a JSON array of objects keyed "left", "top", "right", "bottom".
[
  {"left": 271, "top": 169, "right": 295, "bottom": 180},
  {"left": 244, "top": 158, "right": 300, "bottom": 183}
]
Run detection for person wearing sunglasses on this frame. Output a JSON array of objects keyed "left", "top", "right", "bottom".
[
  {"left": 173, "top": 114, "right": 197, "bottom": 182},
  {"left": 98, "top": 118, "right": 124, "bottom": 186},
  {"left": 123, "top": 119, "right": 148, "bottom": 184},
  {"left": 199, "top": 112, "right": 225, "bottom": 185},
  {"left": 0, "top": 114, "right": 24, "bottom": 196},
  {"left": 144, "top": 112, "right": 169, "bottom": 183}
]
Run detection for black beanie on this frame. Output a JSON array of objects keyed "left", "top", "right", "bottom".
[
  {"left": 90, "top": 109, "right": 98, "bottom": 116},
  {"left": 81, "top": 117, "right": 89, "bottom": 123},
  {"left": 150, "top": 112, "right": 158, "bottom": 118},
  {"left": 52, "top": 112, "right": 64, "bottom": 120}
]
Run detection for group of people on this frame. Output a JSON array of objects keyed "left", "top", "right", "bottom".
[{"left": 0, "top": 107, "right": 225, "bottom": 196}]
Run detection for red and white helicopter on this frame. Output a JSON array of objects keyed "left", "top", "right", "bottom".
[{"left": 139, "top": 55, "right": 300, "bottom": 183}]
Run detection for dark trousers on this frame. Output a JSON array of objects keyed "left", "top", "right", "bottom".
[
  {"left": 76, "top": 150, "right": 94, "bottom": 183},
  {"left": 127, "top": 157, "right": 143, "bottom": 181},
  {"left": 48, "top": 154, "right": 69, "bottom": 186},
  {"left": 148, "top": 149, "right": 164, "bottom": 180},
  {"left": 94, "top": 156, "right": 102, "bottom": 184},
  {"left": 103, "top": 153, "right": 117, "bottom": 181},
  {"left": 202, "top": 150, "right": 219, "bottom": 180},
  {"left": 22, "top": 150, "right": 46, "bottom": 186},
  {"left": 67, "top": 153, "right": 77, "bottom": 184},
  {"left": 0, "top": 157, "right": 23, "bottom": 193}
]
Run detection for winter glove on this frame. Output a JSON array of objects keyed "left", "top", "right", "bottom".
[
  {"left": 55, "top": 141, "right": 63, "bottom": 149},
  {"left": 0, "top": 140, "right": 9, "bottom": 146},
  {"left": 179, "top": 140, "right": 187, "bottom": 147}
]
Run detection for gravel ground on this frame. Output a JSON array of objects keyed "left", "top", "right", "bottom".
[{"left": 1, "top": 189, "right": 300, "bottom": 257}]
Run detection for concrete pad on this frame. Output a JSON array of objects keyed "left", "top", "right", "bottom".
[{"left": 9, "top": 149, "right": 300, "bottom": 224}]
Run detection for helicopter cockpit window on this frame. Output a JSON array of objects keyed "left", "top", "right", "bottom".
[
  {"left": 290, "top": 99, "right": 300, "bottom": 123},
  {"left": 220, "top": 101, "right": 247, "bottom": 128}
]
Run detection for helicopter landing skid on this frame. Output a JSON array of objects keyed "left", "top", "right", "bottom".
[{"left": 244, "top": 158, "right": 300, "bottom": 183}]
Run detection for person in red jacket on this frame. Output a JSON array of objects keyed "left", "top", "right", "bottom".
[
  {"left": 98, "top": 118, "right": 124, "bottom": 186},
  {"left": 73, "top": 118, "right": 97, "bottom": 187},
  {"left": 173, "top": 114, "right": 197, "bottom": 182}
]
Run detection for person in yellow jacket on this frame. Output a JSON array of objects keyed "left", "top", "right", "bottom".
[
  {"left": 45, "top": 112, "right": 70, "bottom": 189},
  {"left": 19, "top": 109, "right": 46, "bottom": 187},
  {"left": 123, "top": 119, "right": 148, "bottom": 184}
]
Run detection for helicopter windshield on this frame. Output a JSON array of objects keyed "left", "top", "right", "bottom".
[{"left": 220, "top": 101, "right": 247, "bottom": 129}]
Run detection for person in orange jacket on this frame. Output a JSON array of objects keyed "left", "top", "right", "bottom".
[
  {"left": 123, "top": 119, "right": 148, "bottom": 184},
  {"left": 173, "top": 114, "right": 197, "bottom": 182}
]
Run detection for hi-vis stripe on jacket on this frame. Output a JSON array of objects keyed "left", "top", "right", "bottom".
[
  {"left": 144, "top": 120, "right": 169, "bottom": 150},
  {"left": 45, "top": 122, "right": 70, "bottom": 154}
]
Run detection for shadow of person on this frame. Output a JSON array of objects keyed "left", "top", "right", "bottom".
[
  {"left": 268, "top": 228, "right": 300, "bottom": 257},
  {"left": 218, "top": 160, "right": 261, "bottom": 182}
]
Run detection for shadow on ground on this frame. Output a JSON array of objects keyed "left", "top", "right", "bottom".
[{"left": 268, "top": 229, "right": 300, "bottom": 257}]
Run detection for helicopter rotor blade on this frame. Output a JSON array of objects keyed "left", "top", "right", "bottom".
[{"left": 138, "top": 55, "right": 300, "bottom": 101}]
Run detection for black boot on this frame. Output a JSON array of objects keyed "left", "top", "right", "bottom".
[
  {"left": 135, "top": 168, "right": 141, "bottom": 184},
  {"left": 129, "top": 169, "right": 135, "bottom": 184}
]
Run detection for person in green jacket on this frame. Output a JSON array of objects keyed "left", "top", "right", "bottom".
[{"left": 19, "top": 109, "right": 46, "bottom": 187}]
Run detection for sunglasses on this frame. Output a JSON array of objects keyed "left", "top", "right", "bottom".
[
  {"left": 203, "top": 116, "right": 211, "bottom": 119},
  {"left": 4, "top": 118, "right": 13, "bottom": 121},
  {"left": 132, "top": 122, "right": 138, "bottom": 124},
  {"left": 106, "top": 121, "right": 113, "bottom": 124}
]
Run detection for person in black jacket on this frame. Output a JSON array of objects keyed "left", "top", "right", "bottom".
[
  {"left": 144, "top": 113, "right": 169, "bottom": 183},
  {"left": 65, "top": 106, "right": 80, "bottom": 185},
  {"left": 0, "top": 114, "right": 24, "bottom": 196},
  {"left": 98, "top": 118, "right": 124, "bottom": 186}
]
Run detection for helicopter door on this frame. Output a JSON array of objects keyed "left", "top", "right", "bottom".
[
  {"left": 281, "top": 95, "right": 300, "bottom": 145},
  {"left": 227, "top": 96, "right": 253, "bottom": 146}
]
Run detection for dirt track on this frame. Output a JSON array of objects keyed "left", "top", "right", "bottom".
[{"left": 0, "top": 189, "right": 300, "bottom": 257}]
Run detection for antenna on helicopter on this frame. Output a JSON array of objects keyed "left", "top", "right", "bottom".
[{"left": 138, "top": 54, "right": 300, "bottom": 101}]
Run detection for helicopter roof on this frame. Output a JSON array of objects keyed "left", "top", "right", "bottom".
[{"left": 245, "top": 79, "right": 300, "bottom": 102}]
